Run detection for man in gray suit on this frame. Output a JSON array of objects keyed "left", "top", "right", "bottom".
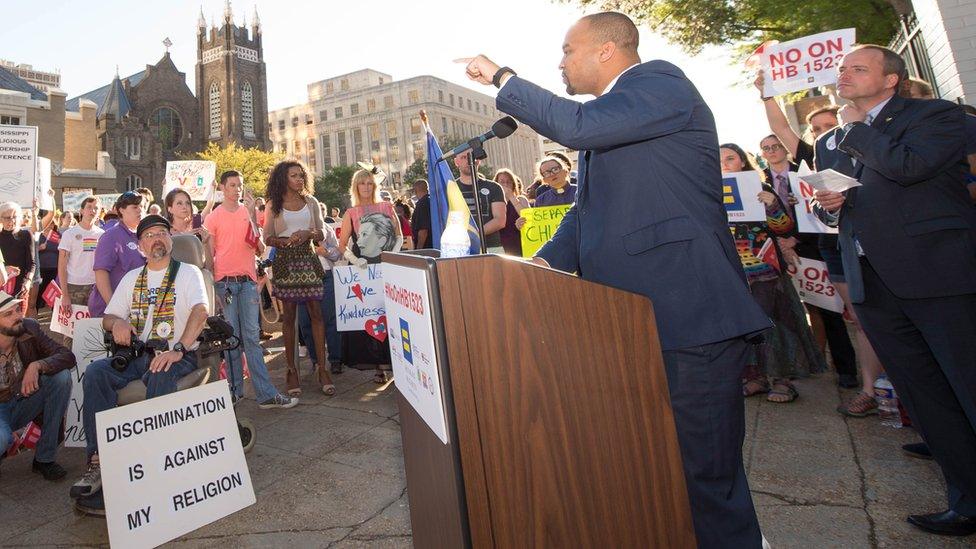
[{"left": 460, "top": 12, "right": 770, "bottom": 547}]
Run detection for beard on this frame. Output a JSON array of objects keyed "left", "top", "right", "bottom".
[
  {"left": 0, "top": 320, "right": 25, "bottom": 337},
  {"left": 150, "top": 242, "right": 169, "bottom": 260}
]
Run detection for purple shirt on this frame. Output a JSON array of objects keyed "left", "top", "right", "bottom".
[
  {"left": 87, "top": 222, "right": 146, "bottom": 317},
  {"left": 534, "top": 184, "right": 577, "bottom": 207}
]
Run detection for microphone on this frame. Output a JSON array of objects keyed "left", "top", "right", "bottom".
[{"left": 438, "top": 116, "right": 518, "bottom": 161}]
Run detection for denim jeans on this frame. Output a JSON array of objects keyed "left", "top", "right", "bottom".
[
  {"left": 297, "top": 270, "right": 341, "bottom": 365},
  {"left": 83, "top": 352, "right": 197, "bottom": 458},
  {"left": 0, "top": 370, "right": 72, "bottom": 462},
  {"left": 215, "top": 279, "right": 279, "bottom": 402}
]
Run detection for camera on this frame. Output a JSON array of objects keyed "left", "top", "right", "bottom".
[
  {"left": 255, "top": 257, "right": 273, "bottom": 278},
  {"left": 103, "top": 334, "right": 169, "bottom": 371},
  {"left": 196, "top": 315, "right": 240, "bottom": 357}
]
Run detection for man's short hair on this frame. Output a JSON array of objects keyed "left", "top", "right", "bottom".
[
  {"left": 134, "top": 186, "right": 154, "bottom": 204},
  {"left": 580, "top": 12, "right": 639, "bottom": 51},
  {"left": 908, "top": 77, "right": 935, "bottom": 99},
  {"left": 851, "top": 44, "right": 909, "bottom": 86},
  {"left": 806, "top": 105, "right": 840, "bottom": 124},
  {"left": 220, "top": 170, "right": 243, "bottom": 185},
  {"left": 80, "top": 196, "right": 99, "bottom": 210},
  {"left": 413, "top": 179, "right": 428, "bottom": 191}
]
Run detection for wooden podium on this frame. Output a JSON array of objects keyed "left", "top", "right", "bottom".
[{"left": 383, "top": 252, "right": 695, "bottom": 548}]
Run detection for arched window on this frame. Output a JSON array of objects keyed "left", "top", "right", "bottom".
[
  {"left": 151, "top": 108, "right": 183, "bottom": 150},
  {"left": 125, "top": 174, "right": 143, "bottom": 192},
  {"left": 209, "top": 82, "right": 221, "bottom": 138},
  {"left": 241, "top": 81, "right": 255, "bottom": 136}
]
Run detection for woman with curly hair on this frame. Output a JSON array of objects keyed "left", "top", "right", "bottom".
[
  {"left": 263, "top": 160, "right": 334, "bottom": 396},
  {"left": 720, "top": 143, "right": 825, "bottom": 403},
  {"left": 338, "top": 168, "right": 402, "bottom": 383}
]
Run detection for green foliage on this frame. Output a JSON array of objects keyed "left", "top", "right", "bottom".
[
  {"left": 186, "top": 142, "right": 283, "bottom": 198},
  {"left": 563, "top": 0, "right": 903, "bottom": 58},
  {"left": 313, "top": 165, "right": 358, "bottom": 211}
]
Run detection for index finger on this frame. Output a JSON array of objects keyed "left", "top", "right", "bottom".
[{"left": 453, "top": 57, "right": 474, "bottom": 64}]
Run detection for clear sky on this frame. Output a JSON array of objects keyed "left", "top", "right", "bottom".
[{"left": 2, "top": 0, "right": 770, "bottom": 153}]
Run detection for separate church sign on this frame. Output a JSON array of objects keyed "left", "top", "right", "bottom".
[{"left": 762, "top": 29, "right": 856, "bottom": 96}]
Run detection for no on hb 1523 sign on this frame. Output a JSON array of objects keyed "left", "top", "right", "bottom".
[
  {"left": 786, "top": 257, "right": 843, "bottom": 313},
  {"left": 762, "top": 29, "right": 856, "bottom": 96}
]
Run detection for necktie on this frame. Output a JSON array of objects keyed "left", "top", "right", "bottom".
[{"left": 775, "top": 174, "right": 790, "bottom": 207}]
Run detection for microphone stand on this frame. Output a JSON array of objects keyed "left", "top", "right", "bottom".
[{"left": 466, "top": 144, "right": 489, "bottom": 254}]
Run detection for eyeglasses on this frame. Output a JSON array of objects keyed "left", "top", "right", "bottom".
[
  {"left": 761, "top": 143, "right": 784, "bottom": 153},
  {"left": 140, "top": 229, "right": 170, "bottom": 240},
  {"left": 540, "top": 166, "right": 564, "bottom": 177},
  {"left": 0, "top": 215, "right": 15, "bottom": 221}
]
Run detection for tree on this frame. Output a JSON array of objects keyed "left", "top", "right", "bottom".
[
  {"left": 563, "top": 0, "right": 904, "bottom": 57},
  {"left": 314, "top": 165, "right": 357, "bottom": 212},
  {"left": 187, "top": 142, "right": 283, "bottom": 198}
]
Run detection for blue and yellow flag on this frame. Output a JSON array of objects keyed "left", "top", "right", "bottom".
[{"left": 425, "top": 124, "right": 481, "bottom": 254}]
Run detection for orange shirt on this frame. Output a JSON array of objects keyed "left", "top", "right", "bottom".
[{"left": 204, "top": 205, "right": 258, "bottom": 281}]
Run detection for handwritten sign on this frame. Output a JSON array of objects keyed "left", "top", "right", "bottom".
[
  {"left": 762, "top": 29, "right": 856, "bottom": 96},
  {"left": 93, "top": 193, "right": 121, "bottom": 213},
  {"left": 333, "top": 264, "right": 386, "bottom": 332},
  {"left": 62, "top": 188, "right": 93, "bottom": 213},
  {"left": 66, "top": 318, "right": 110, "bottom": 447},
  {"left": 164, "top": 161, "right": 216, "bottom": 201},
  {"left": 520, "top": 205, "right": 572, "bottom": 258},
  {"left": 0, "top": 125, "right": 38, "bottom": 206},
  {"left": 97, "top": 380, "right": 255, "bottom": 549},
  {"left": 723, "top": 171, "right": 766, "bottom": 223},
  {"left": 50, "top": 296, "right": 91, "bottom": 338},
  {"left": 384, "top": 262, "right": 448, "bottom": 444},
  {"left": 786, "top": 257, "right": 843, "bottom": 313},
  {"left": 788, "top": 171, "right": 838, "bottom": 234}
]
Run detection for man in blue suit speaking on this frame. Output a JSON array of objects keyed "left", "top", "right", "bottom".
[{"left": 460, "top": 12, "right": 771, "bottom": 548}]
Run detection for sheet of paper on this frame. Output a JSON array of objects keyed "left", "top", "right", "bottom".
[{"left": 796, "top": 169, "right": 861, "bottom": 193}]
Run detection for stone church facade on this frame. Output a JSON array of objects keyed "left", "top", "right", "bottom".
[{"left": 64, "top": 3, "right": 269, "bottom": 200}]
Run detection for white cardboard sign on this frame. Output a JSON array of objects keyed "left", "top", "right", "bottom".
[
  {"left": 333, "top": 264, "right": 387, "bottom": 333},
  {"left": 0, "top": 125, "right": 38, "bottom": 206},
  {"left": 49, "top": 297, "right": 91, "bottom": 338},
  {"left": 38, "top": 156, "right": 54, "bottom": 210},
  {"left": 97, "top": 380, "right": 255, "bottom": 549},
  {"left": 66, "top": 318, "right": 110, "bottom": 447},
  {"left": 762, "top": 28, "right": 856, "bottom": 96},
  {"left": 164, "top": 161, "right": 217, "bottom": 201},
  {"left": 789, "top": 167, "right": 838, "bottom": 234},
  {"left": 62, "top": 188, "right": 94, "bottom": 213},
  {"left": 723, "top": 171, "right": 766, "bottom": 223},
  {"left": 384, "top": 262, "right": 448, "bottom": 444},
  {"left": 786, "top": 257, "right": 844, "bottom": 313}
]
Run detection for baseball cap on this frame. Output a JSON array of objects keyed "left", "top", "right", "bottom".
[
  {"left": 0, "top": 291, "right": 24, "bottom": 313},
  {"left": 136, "top": 214, "right": 171, "bottom": 239}
]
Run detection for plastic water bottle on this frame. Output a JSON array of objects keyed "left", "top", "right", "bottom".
[
  {"left": 873, "top": 375, "right": 902, "bottom": 428},
  {"left": 440, "top": 212, "right": 471, "bottom": 258}
]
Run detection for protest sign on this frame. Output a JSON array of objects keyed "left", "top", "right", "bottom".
[
  {"left": 50, "top": 296, "right": 90, "bottom": 338},
  {"left": 384, "top": 263, "right": 448, "bottom": 444},
  {"left": 93, "top": 193, "right": 121, "bottom": 212},
  {"left": 164, "top": 161, "right": 216, "bottom": 201},
  {"left": 62, "top": 188, "right": 93, "bottom": 213},
  {"left": 41, "top": 280, "right": 62, "bottom": 308},
  {"left": 723, "top": 171, "right": 766, "bottom": 223},
  {"left": 520, "top": 205, "right": 572, "bottom": 258},
  {"left": 786, "top": 257, "right": 844, "bottom": 313},
  {"left": 38, "top": 156, "right": 54, "bottom": 209},
  {"left": 97, "top": 381, "right": 255, "bottom": 549},
  {"left": 66, "top": 318, "right": 110, "bottom": 447},
  {"left": 333, "top": 264, "right": 387, "bottom": 336},
  {"left": 762, "top": 29, "right": 856, "bottom": 96},
  {"left": 0, "top": 125, "right": 38, "bottom": 205},
  {"left": 788, "top": 170, "right": 838, "bottom": 234}
]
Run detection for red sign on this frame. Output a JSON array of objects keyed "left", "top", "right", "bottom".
[{"left": 42, "top": 280, "right": 62, "bottom": 308}]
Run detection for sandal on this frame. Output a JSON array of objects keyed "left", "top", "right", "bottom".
[
  {"left": 315, "top": 364, "right": 336, "bottom": 396},
  {"left": 286, "top": 367, "right": 302, "bottom": 396},
  {"left": 837, "top": 392, "right": 878, "bottom": 417},
  {"left": 743, "top": 378, "right": 770, "bottom": 397},
  {"left": 767, "top": 381, "right": 798, "bottom": 403},
  {"left": 373, "top": 370, "right": 392, "bottom": 384}
]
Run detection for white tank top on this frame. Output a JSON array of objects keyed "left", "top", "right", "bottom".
[{"left": 279, "top": 204, "right": 311, "bottom": 237}]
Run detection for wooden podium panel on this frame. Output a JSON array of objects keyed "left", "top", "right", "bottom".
[{"left": 435, "top": 256, "right": 695, "bottom": 548}]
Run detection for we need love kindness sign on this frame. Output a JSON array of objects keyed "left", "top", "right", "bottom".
[
  {"left": 334, "top": 263, "right": 388, "bottom": 341},
  {"left": 761, "top": 29, "right": 856, "bottom": 96},
  {"left": 97, "top": 380, "right": 255, "bottom": 549}
]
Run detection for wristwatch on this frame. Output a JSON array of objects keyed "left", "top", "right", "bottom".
[
  {"left": 172, "top": 342, "right": 187, "bottom": 357},
  {"left": 493, "top": 66, "right": 517, "bottom": 88}
]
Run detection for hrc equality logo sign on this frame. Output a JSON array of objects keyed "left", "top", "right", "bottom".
[
  {"left": 400, "top": 318, "right": 413, "bottom": 365},
  {"left": 722, "top": 177, "right": 744, "bottom": 211}
]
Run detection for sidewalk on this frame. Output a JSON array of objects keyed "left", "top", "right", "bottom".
[{"left": 0, "top": 327, "right": 972, "bottom": 547}]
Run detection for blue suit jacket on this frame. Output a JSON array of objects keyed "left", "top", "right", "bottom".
[
  {"left": 814, "top": 95, "right": 976, "bottom": 302},
  {"left": 496, "top": 61, "right": 770, "bottom": 350}
]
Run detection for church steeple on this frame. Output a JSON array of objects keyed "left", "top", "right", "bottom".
[
  {"left": 223, "top": 0, "right": 233, "bottom": 22},
  {"left": 198, "top": 7, "right": 206, "bottom": 28}
]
